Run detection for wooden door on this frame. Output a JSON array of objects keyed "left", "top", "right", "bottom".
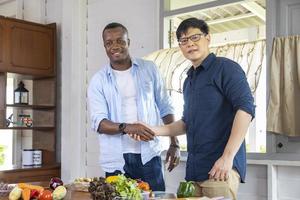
[{"left": 0, "top": 18, "right": 8, "bottom": 72}]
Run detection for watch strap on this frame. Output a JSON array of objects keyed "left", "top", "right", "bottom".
[{"left": 119, "top": 123, "right": 127, "bottom": 134}]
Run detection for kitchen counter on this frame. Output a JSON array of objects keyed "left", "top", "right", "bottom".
[
  {"left": 0, "top": 181, "right": 215, "bottom": 200},
  {"left": 64, "top": 191, "right": 211, "bottom": 200},
  {"left": 64, "top": 190, "right": 91, "bottom": 199},
  {"left": 64, "top": 190, "right": 209, "bottom": 200},
  {"left": 63, "top": 190, "right": 212, "bottom": 200},
  {"left": 0, "top": 190, "right": 210, "bottom": 200}
]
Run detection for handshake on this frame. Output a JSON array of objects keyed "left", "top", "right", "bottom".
[
  {"left": 121, "top": 121, "right": 182, "bottom": 171},
  {"left": 123, "top": 122, "right": 156, "bottom": 141}
]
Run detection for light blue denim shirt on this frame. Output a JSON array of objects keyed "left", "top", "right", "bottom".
[{"left": 88, "top": 58, "right": 174, "bottom": 173}]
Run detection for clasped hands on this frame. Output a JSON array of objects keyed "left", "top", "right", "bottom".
[
  {"left": 123, "top": 122, "right": 155, "bottom": 141},
  {"left": 123, "top": 122, "right": 180, "bottom": 172}
]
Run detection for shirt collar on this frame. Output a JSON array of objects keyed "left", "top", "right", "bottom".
[
  {"left": 186, "top": 53, "right": 216, "bottom": 76},
  {"left": 201, "top": 53, "right": 216, "bottom": 70},
  {"left": 106, "top": 57, "right": 139, "bottom": 77}
]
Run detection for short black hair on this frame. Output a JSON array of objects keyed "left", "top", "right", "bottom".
[
  {"left": 102, "top": 22, "right": 128, "bottom": 38},
  {"left": 176, "top": 18, "right": 209, "bottom": 40}
]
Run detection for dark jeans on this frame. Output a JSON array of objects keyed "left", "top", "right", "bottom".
[
  {"left": 123, "top": 153, "right": 165, "bottom": 191},
  {"left": 105, "top": 170, "right": 122, "bottom": 178}
]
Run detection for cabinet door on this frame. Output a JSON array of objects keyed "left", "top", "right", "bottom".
[
  {"left": 6, "top": 19, "right": 56, "bottom": 76},
  {"left": 0, "top": 19, "right": 8, "bottom": 72}
]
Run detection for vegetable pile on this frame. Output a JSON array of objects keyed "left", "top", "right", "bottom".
[
  {"left": 8, "top": 177, "right": 67, "bottom": 200},
  {"left": 88, "top": 177, "right": 117, "bottom": 200},
  {"left": 110, "top": 175, "right": 142, "bottom": 200},
  {"left": 88, "top": 175, "right": 151, "bottom": 200}
]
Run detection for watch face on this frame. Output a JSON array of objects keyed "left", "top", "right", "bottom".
[{"left": 119, "top": 123, "right": 126, "bottom": 132}]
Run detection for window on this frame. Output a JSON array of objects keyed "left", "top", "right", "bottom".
[
  {"left": 159, "top": 0, "right": 266, "bottom": 153},
  {"left": 0, "top": 78, "right": 14, "bottom": 167}
]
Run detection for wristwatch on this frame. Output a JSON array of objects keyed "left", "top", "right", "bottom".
[{"left": 119, "top": 123, "right": 127, "bottom": 134}]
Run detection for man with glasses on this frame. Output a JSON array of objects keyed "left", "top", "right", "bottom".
[
  {"left": 87, "top": 22, "right": 180, "bottom": 191},
  {"left": 134, "top": 18, "right": 255, "bottom": 199}
]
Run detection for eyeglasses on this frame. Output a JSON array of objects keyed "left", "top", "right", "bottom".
[
  {"left": 104, "top": 39, "right": 128, "bottom": 48},
  {"left": 178, "top": 33, "right": 206, "bottom": 46}
]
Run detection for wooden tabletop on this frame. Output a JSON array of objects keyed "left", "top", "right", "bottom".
[
  {"left": 1, "top": 190, "right": 211, "bottom": 200},
  {"left": 63, "top": 191, "right": 207, "bottom": 200},
  {"left": 0, "top": 181, "right": 215, "bottom": 200},
  {"left": 64, "top": 190, "right": 91, "bottom": 200}
]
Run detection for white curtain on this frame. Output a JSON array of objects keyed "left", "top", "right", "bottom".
[
  {"left": 144, "top": 40, "right": 266, "bottom": 94},
  {"left": 267, "top": 36, "right": 300, "bottom": 137}
]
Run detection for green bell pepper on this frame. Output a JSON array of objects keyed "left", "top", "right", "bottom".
[{"left": 177, "top": 181, "right": 196, "bottom": 198}]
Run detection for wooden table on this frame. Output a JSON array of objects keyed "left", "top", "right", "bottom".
[
  {"left": 1, "top": 190, "right": 209, "bottom": 200},
  {"left": 0, "top": 181, "right": 213, "bottom": 200},
  {"left": 63, "top": 190, "right": 206, "bottom": 200},
  {"left": 63, "top": 191, "right": 210, "bottom": 200},
  {"left": 64, "top": 190, "right": 91, "bottom": 200}
]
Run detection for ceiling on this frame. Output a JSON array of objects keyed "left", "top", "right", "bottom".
[{"left": 169, "top": 0, "right": 266, "bottom": 34}]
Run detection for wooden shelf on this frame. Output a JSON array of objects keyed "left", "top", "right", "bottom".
[
  {"left": 6, "top": 72, "right": 55, "bottom": 80},
  {"left": 0, "top": 126, "right": 55, "bottom": 130},
  {"left": 0, "top": 18, "right": 58, "bottom": 183},
  {"left": 6, "top": 104, "right": 55, "bottom": 110},
  {"left": 0, "top": 163, "right": 60, "bottom": 183},
  {"left": 0, "top": 163, "right": 60, "bottom": 172}
]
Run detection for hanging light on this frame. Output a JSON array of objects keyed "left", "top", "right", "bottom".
[{"left": 14, "top": 81, "right": 29, "bottom": 104}]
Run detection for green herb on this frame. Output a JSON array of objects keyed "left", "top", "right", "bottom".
[{"left": 113, "top": 175, "right": 142, "bottom": 200}]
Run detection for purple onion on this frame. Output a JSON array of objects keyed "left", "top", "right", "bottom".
[{"left": 49, "top": 177, "right": 64, "bottom": 190}]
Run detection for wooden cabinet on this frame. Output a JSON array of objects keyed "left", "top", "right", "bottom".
[
  {"left": 0, "top": 16, "right": 56, "bottom": 76},
  {"left": 0, "top": 17, "right": 59, "bottom": 183}
]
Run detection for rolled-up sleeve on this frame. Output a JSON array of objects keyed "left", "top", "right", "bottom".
[
  {"left": 221, "top": 61, "right": 255, "bottom": 119},
  {"left": 151, "top": 62, "right": 174, "bottom": 118},
  {"left": 87, "top": 74, "right": 109, "bottom": 132}
]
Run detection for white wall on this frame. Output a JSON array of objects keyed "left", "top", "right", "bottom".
[
  {"left": 0, "top": 0, "right": 16, "bottom": 17},
  {"left": 277, "top": 166, "right": 300, "bottom": 200}
]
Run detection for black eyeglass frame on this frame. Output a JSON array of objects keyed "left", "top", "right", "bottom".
[{"left": 178, "top": 33, "right": 207, "bottom": 46}]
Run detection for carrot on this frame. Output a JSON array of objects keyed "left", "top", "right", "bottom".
[
  {"left": 17, "top": 183, "right": 44, "bottom": 193},
  {"left": 22, "top": 188, "right": 31, "bottom": 200},
  {"left": 138, "top": 181, "right": 150, "bottom": 191}
]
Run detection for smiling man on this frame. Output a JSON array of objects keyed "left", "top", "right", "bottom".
[
  {"left": 87, "top": 22, "right": 180, "bottom": 191},
  {"left": 140, "top": 18, "right": 255, "bottom": 199}
]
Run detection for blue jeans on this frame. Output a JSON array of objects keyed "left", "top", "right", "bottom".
[{"left": 123, "top": 153, "right": 165, "bottom": 191}]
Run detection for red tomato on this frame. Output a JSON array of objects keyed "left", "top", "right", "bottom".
[
  {"left": 39, "top": 190, "right": 53, "bottom": 200},
  {"left": 30, "top": 189, "right": 39, "bottom": 198}
]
